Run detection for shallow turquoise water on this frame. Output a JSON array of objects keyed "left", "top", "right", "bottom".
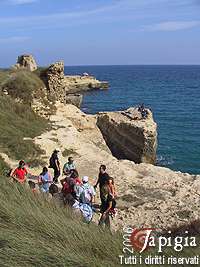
[{"left": 65, "top": 66, "right": 200, "bottom": 174}]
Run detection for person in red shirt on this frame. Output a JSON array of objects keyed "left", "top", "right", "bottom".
[{"left": 12, "top": 160, "right": 28, "bottom": 184}]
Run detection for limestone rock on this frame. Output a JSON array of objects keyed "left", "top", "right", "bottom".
[
  {"left": 65, "top": 94, "right": 83, "bottom": 108},
  {"left": 30, "top": 103, "right": 200, "bottom": 232},
  {"left": 13, "top": 55, "right": 37, "bottom": 71},
  {"left": 97, "top": 107, "right": 157, "bottom": 164},
  {"left": 45, "top": 61, "right": 65, "bottom": 102},
  {"left": 64, "top": 75, "right": 109, "bottom": 94}
]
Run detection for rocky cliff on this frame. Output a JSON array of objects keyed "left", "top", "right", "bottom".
[
  {"left": 22, "top": 104, "right": 200, "bottom": 230},
  {"left": 1, "top": 101, "right": 200, "bottom": 232},
  {"left": 5, "top": 55, "right": 200, "bottom": 233},
  {"left": 97, "top": 107, "right": 157, "bottom": 164}
]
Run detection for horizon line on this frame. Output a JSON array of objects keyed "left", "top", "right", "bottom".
[{"left": 1, "top": 64, "right": 200, "bottom": 69}]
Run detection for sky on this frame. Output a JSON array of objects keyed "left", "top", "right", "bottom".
[{"left": 0, "top": 0, "right": 200, "bottom": 66}]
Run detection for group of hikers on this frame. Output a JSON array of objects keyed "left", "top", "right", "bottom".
[
  {"left": 138, "top": 103, "right": 149, "bottom": 119},
  {"left": 10, "top": 150, "right": 117, "bottom": 228}
]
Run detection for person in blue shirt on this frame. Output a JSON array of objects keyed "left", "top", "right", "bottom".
[
  {"left": 63, "top": 157, "right": 76, "bottom": 176},
  {"left": 38, "top": 167, "right": 53, "bottom": 193}
]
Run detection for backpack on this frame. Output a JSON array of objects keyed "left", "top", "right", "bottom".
[
  {"left": 49, "top": 156, "right": 55, "bottom": 168},
  {"left": 62, "top": 181, "right": 73, "bottom": 195},
  {"left": 80, "top": 185, "right": 92, "bottom": 204}
]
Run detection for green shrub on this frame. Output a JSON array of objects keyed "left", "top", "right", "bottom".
[{"left": 2, "top": 70, "right": 45, "bottom": 105}]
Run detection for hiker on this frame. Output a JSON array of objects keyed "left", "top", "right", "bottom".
[
  {"left": 138, "top": 103, "right": 145, "bottom": 113},
  {"left": 61, "top": 170, "right": 82, "bottom": 205},
  {"left": 138, "top": 103, "right": 149, "bottom": 119},
  {"left": 108, "top": 177, "right": 117, "bottom": 218},
  {"left": 108, "top": 177, "right": 117, "bottom": 198},
  {"left": 63, "top": 157, "right": 76, "bottom": 176},
  {"left": 49, "top": 150, "right": 60, "bottom": 183},
  {"left": 94, "top": 165, "right": 110, "bottom": 206},
  {"left": 38, "top": 167, "right": 53, "bottom": 193},
  {"left": 98, "top": 179, "right": 116, "bottom": 229},
  {"left": 141, "top": 108, "right": 149, "bottom": 119},
  {"left": 28, "top": 180, "right": 37, "bottom": 193},
  {"left": 75, "top": 176, "right": 95, "bottom": 206},
  {"left": 70, "top": 170, "right": 82, "bottom": 190},
  {"left": 11, "top": 160, "right": 28, "bottom": 184},
  {"left": 49, "top": 183, "right": 59, "bottom": 196},
  {"left": 72, "top": 200, "right": 93, "bottom": 223}
]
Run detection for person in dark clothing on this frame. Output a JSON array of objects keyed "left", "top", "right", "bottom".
[
  {"left": 98, "top": 180, "right": 115, "bottom": 229},
  {"left": 138, "top": 103, "right": 149, "bottom": 119},
  {"left": 94, "top": 165, "right": 110, "bottom": 206},
  {"left": 138, "top": 103, "right": 145, "bottom": 113},
  {"left": 49, "top": 150, "right": 60, "bottom": 183}
]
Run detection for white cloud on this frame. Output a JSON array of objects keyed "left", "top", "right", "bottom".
[
  {"left": 9, "top": 0, "right": 38, "bottom": 5},
  {"left": 0, "top": 36, "right": 30, "bottom": 43},
  {"left": 142, "top": 21, "right": 200, "bottom": 32}
]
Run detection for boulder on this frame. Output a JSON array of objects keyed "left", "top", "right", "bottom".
[
  {"left": 13, "top": 55, "right": 37, "bottom": 71},
  {"left": 65, "top": 94, "right": 83, "bottom": 108},
  {"left": 97, "top": 107, "right": 157, "bottom": 164}
]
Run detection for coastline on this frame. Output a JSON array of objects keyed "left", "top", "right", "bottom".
[{"left": 1, "top": 55, "right": 200, "bottom": 232}]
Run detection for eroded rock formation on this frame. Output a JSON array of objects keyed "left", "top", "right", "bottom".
[
  {"left": 13, "top": 54, "right": 37, "bottom": 71},
  {"left": 29, "top": 103, "right": 199, "bottom": 231},
  {"left": 97, "top": 107, "right": 157, "bottom": 164},
  {"left": 45, "top": 61, "right": 66, "bottom": 102},
  {"left": 65, "top": 94, "right": 83, "bottom": 108}
]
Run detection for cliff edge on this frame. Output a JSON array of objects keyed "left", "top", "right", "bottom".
[{"left": 97, "top": 107, "right": 157, "bottom": 164}]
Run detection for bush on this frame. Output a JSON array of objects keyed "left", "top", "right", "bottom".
[{"left": 2, "top": 70, "right": 45, "bottom": 105}]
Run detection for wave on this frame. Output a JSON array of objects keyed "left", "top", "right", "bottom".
[{"left": 157, "top": 155, "right": 175, "bottom": 167}]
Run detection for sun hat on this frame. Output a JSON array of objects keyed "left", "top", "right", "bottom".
[{"left": 82, "top": 176, "right": 89, "bottom": 183}]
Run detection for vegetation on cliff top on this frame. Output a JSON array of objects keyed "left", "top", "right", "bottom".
[
  {"left": 0, "top": 68, "right": 56, "bottom": 167},
  {"left": 0, "top": 95, "right": 48, "bottom": 167},
  {"left": 0, "top": 69, "right": 45, "bottom": 104}
]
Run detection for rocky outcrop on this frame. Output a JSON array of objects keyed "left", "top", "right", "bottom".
[
  {"left": 97, "top": 107, "right": 157, "bottom": 164},
  {"left": 64, "top": 75, "right": 109, "bottom": 94},
  {"left": 45, "top": 61, "right": 66, "bottom": 102},
  {"left": 12, "top": 55, "right": 37, "bottom": 71},
  {"left": 65, "top": 94, "right": 83, "bottom": 108},
  {"left": 28, "top": 103, "right": 199, "bottom": 231}
]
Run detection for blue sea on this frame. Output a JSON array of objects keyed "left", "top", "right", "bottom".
[{"left": 65, "top": 66, "right": 200, "bottom": 175}]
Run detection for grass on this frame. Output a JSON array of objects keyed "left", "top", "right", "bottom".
[
  {"left": 0, "top": 69, "right": 56, "bottom": 116},
  {"left": 0, "top": 69, "right": 45, "bottom": 105},
  {"left": 0, "top": 156, "right": 9, "bottom": 176},
  {"left": 0, "top": 94, "right": 49, "bottom": 166},
  {"left": 0, "top": 172, "right": 199, "bottom": 267},
  {"left": 0, "top": 176, "right": 123, "bottom": 267}
]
